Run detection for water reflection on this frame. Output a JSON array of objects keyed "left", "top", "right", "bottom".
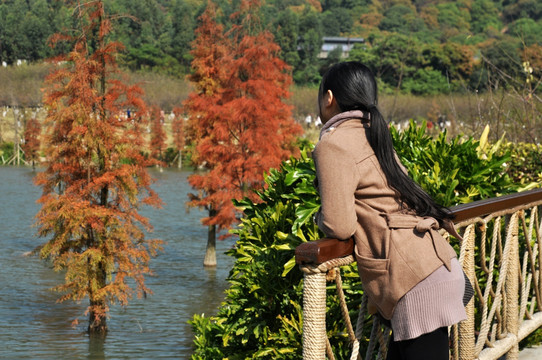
[
  {"left": 88, "top": 333, "right": 106, "bottom": 360},
  {"left": 0, "top": 167, "right": 235, "bottom": 359}
]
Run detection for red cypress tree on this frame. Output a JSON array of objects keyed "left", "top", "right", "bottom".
[
  {"left": 23, "top": 117, "right": 41, "bottom": 170},
  {"left": 149, "top": 105, "right": 167, "bottom": 163},
  {"left": 184, "top": 1, "right": 232, "bottom": 267},
  {"left": 36, "top": 1, "right": 162, "bottom": 334},
  {"left": 171, "top": 106, "right": 185, "bottom": 169},
  {"left": 185, "top": 0, "right": 302, "bottom": 266}
]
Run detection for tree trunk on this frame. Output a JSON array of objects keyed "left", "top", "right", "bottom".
[
  {"left": 88, "top": 300, "right": 108, "bottom": 335},
  {"left": 88, "top": 263, "right": 107, "bottom": 335},
  {"left": 203, "top": 223, "right": 217, "bottom": 267},
  {"left": 177, "top": 150, "right": 182, "bottom": 169},
  {"left": 203, "top": 209, "right": 217, "bottom": 267}
]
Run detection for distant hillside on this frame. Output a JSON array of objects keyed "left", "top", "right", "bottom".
[{"left": 0, "top": 0, "right": 540, "bottom": 93}]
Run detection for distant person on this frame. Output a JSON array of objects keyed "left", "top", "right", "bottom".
[
  {"left": 312, "top": 61, "right": 469, "bottom": 360},
  {"left": 305, "top": 114, "right": 312, "bottom": 127},
  {"left": 314, "top": 116, "right": 322, "bottom": 127},
  {"left": 438, "top": 114, "right": 446, "bottom": 131}
]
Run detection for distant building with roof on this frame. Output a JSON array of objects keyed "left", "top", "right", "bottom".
[{"left": 319, "top": 36, "right": 365, "bottom": 59}]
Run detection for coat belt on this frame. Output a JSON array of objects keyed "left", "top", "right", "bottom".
[{"left": 385, "top": 214, "right": 461, "bottom": 272}]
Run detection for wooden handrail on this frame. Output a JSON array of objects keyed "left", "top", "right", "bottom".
[
  {"left": 295, "top": 188, "right": 542, "bottom": 265},
  {"left": 452, "top": 188, "right": 542, "bottom": 222},
  {"left": 295, "top": 237, "right": 354, "bottom": 265}
]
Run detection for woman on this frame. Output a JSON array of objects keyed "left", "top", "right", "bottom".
[{"left": 313, "top": 61, "right": 467, "bottom": 359}]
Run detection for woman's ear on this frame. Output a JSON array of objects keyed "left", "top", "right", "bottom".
[
  {"left": 323, "top": 89, "right": 334, "bottom": 107},
  {"left": 319, "top": 89, "right": 341, "bottom": 123}
]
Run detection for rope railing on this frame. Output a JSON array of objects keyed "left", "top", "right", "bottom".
[{"left": 295, "top": 188, "right": 542, "bottom": 360}]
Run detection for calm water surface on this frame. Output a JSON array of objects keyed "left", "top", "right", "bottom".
[{"left": 0, "top": 167, "right": 235, "bottom": 359}]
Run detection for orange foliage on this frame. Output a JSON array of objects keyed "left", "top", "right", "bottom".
[
  {"left": 360, "top": 11, "right": 383, "bottom": 28},
  {"left": 171, "top": 106, "right": 185, "bottom": 153},
  {"left": 443, "top": 42, "right": 475, "bottom": 79},
  {"left": 523, "top": 44, "right": 542, "bottom": 71},
  {"left": 36, "top": 1, "right": 162, "bottom": 333},
  {"left": 22, "top": 117, "right": 41, "bottom": 167},
  {"left": 420, "top": 7, "right": 439, "bottom": 30},
  {"left": 149, "top": 105, "right": 167, "bottom": 162},
  {"left": 185, "top": 0, "right": 302, "bottom": 234}
]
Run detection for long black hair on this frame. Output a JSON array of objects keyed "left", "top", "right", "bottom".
[{"left": 319, "top": 61, "right": 453, "bottom": 223}]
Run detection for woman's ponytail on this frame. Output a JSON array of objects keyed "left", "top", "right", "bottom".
[
  {"left": 367, "top": 106, "right": 454, "bottom": 222},
  {"left": 321, "top": 62, "right": 454, "bottom": 223}
]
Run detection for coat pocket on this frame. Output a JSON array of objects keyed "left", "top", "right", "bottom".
[
  {"left": 355, "top": 254, "right": 392, "bottom": 317},
  {"left": 356, "top": 254, "right": 389, "bottom": 274}
]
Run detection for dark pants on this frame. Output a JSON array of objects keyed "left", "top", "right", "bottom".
[{"left": 386, "top": 327, "right": 449, "bottom": 360}]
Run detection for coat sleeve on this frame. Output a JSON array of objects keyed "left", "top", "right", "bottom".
[{"left": 313, "top": 137, "right": 358, "bottom": 240}]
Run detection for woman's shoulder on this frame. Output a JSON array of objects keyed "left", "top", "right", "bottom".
[{"left": 316, "top": 121, "right": 373, "bottom": 161}]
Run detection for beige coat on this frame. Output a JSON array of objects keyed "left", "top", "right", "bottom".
[{"left": 313, "top": 119, "right": 457, "bottom": 319}]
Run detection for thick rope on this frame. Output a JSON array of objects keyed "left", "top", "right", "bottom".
[
  {"left": 451, "top": 324, "right": 459, "bottom": 360},
  {"left": 520, "top": 273, "right": 532, "bottom": 321},
  {"left": 479, "top": 222, "right": 489, "bottom": 273},
  {"left": 334, "top": 268, "right": 357, "bottom": 343},
  {"left": 326, "top": 337, "right": 336, "bottom": 360},
  {"left": 474, "top": 214, "right": 517, "bottom": 355},
  {"left": 458, "top": 224, "right": 477, "bottom": 360},
  {"left": 300, "top": 255, "right": 355, "bottom": 275},
  {"left": 535, "top": 207, "right": 542, "bottom": 308},
  {"left": 521, "top": 210, "right": 542, "bottom": 309},
  {"left": 473, "top": 217, "right": 499, "bottom": 353},
  {"left": 519, "top": 247, "right": 529, "bottom": 319},
  {"left": 365, "top": 315, "right": 380, "bottom": 360},
  {"left": 350, "top": 294, "right": 368, "bottom": 360},
  {"left": 302, "top": 271, "right": 327, "bottom": 360},
  {"left": 349, "top": 340, "right": 360, "bottom": 360},
  {"left": 376, "top": 324, "right": 390, "bottom": 360},
  {"left": 300, "top": 256, "right": 355, "bottom": 360},
  {"left": 531, "top": 208, "right": 542, "bottom": 313},
  {"left": 529, "top": 208, "right": 542, "bottom": 312},
  {"left": 356, "top": 295, "right": 369, "bottom": 338},
  {"left": 506, "top": 212, "right": 520, "bottom": 360},
  {"left": 490, "top": 322, "right": 497, "bottom": 344},
  {"left": 482, "top": 200, "right": 542, "bottom": 224}
]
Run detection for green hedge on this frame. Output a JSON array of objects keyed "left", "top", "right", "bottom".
[{"left": 499, "top": 141, "right": 542, "bottom": 190}]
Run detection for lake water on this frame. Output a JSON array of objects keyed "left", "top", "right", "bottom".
[{"left": 0, "top": 166, "right": 235, "bottom": 359}]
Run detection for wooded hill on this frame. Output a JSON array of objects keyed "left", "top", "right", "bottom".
[{"left": 0, "top": 0, "right": 541, "bottom": 94}]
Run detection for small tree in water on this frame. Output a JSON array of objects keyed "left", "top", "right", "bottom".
[
  {"left": 150, "top": 105, "right": 167, "bottom": 164},
  {"left": 35, "top": 1, "right": 162, "bottom": 334},
  {"left": 185, "top": 0, "right": 301, "bottom": 266},
  {"left": 22, "top": 117, "right": 41, "bottom": 170},
  {"left": 171, "top": 107, "right": 185, "bottom": 169}
]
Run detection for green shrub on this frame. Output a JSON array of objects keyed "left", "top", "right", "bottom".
[
  {"left": 401, "top": 68, "right": 451, "bottom": 95},
  {"left": 0, "top": 142, "right": 14, "bottom": 164},
  {"left": 190, "top": 123, "right": 529, "bottom": 359},
  {"left": 190, "top": 145, "right": 322, "bottom": 359},
  {"left": 499, "top": 141, "right": 542, "bottom": 190},
  {"left": 391, "top": 121, "right": 519, "bottom": 206},
  {"left": 163, "top": 147, "right": 185, "bottom": 167}
]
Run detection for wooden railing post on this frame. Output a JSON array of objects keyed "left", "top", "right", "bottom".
[
  {"left": 302, "top": 270, "right": 327, "bottom": 360},
  {"left": 459, "top": 224, "right": 477, "bottom": 360},
  {"left": 296, "top": 239, "right": 355, "bottom": 360},
  {"left": 505, "top": 213, "right": 520, "bottom": 360}
]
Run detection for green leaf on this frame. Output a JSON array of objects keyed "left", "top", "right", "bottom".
[
  {"left": 284, "top": 169, "right": 303, "bottom": 186},
  {"left": 282, "top": 256, "right": 297, "bottom": 277}
]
